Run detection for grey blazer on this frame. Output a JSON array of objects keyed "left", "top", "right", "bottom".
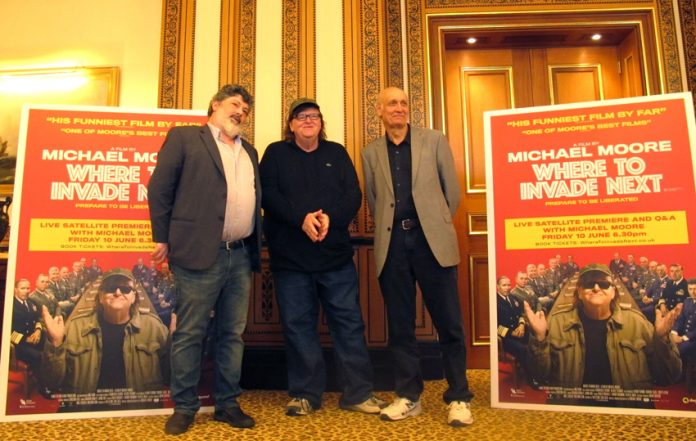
[
  {"left": 361, "top": 126, "right": 460, "bottom": 276},
  {"left": 148, "top": 124, "right": 262, "bottom": 271}
]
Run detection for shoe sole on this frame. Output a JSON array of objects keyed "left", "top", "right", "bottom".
[
  {"left": 379, "top": 406, "right": 422, "bottom": 421},
  {"left": 213, "top": 415, "right": 255, "bottom": 428},
  {"left": 164, "top": 412, "right": 195, "bottom": 436},
  {"left": 213, "top": 413, "right": 256, "bottom": 429},
  {"left": 164, "top": 420, "right": 194, "bottom": 435},
  {"left": 449, "top": 419, "right": 474, "bottom": 427},
  {"left": 339, "top": 403, "right": 381, "bottom": 414},
  {"left": 286, "top": 409, "right": 313, "bottom": 417}
]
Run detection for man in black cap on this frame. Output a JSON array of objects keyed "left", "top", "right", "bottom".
[
  {"left": 41, "top": 268, "right": 170, "bottom": 407},
  {"left": 260, "top": 97, "right": 385, "bottom": 417},
  {"left": 524, "top": 263, "right": 682, "bottom": 402}
]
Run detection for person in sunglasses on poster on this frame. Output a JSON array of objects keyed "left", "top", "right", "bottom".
[
  {"left": 524, "top": 263, "right": 682, "bottom": 404},
  {"left": 40, "top": 268, "right": 170, "bottom": 409}
]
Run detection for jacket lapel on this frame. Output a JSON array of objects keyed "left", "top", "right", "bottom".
[
  {"left": 199, "top": 125, "right": 225, "bottom": 176},
  {"left": 410, "top": 127, "right": 423, "bottom": 187},
  {"left": 375, "top": 137, "right": 394, "bottom": 197}
]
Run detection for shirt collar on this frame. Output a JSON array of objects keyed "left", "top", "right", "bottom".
[
  {"left": 386, "top": 124, "right": 411, "bottom": 147},
  {"left": 207, "top": 123, "right": 241, "bottom": 145}
]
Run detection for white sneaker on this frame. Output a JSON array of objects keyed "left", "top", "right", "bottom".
[
  {"left": 447, "top": 400, "right": 473, "bottom": 426},
  {"left": 379, "top": 397, "right": 422, "bottom": 421},
  {"left": 340, "top": 395, "right": 388, "bottom": 414}
]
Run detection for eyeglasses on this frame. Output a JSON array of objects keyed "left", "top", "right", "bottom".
[
  {"left": 102, "top": 284, "right": 135, "bottom": 295},
  {"left": 295, "top": 113, "right": 321, "bottom": 121},
  {"left": 579, "top": 280, "right": 612, "bottom": 290}
]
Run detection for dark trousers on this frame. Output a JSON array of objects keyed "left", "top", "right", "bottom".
[
  {"left": 378, "top": 226, "right": 474, "bottom": 404},
  {"left": 274, "top": 261, "right": 374, "bottom": 409}
]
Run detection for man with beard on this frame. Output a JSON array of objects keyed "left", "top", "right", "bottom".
[{"left": 149, "top": 84, "right": 262, "bottom": 435}]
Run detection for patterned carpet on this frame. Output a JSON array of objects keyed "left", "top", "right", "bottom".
[{"left": 1, "top": 369, "right": 694, "bottom": 441}]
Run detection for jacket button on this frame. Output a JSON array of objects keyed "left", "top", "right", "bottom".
[
  {"left": 387, "top": 227, "right": 391, "bottom": 232},
  {"left": 390, "top": 203, "right": 394, "bottom": 207}
]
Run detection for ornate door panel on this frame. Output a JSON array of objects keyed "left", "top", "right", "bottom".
[{"left": 443, "top": 44, "right": 627, "bottom": 367}]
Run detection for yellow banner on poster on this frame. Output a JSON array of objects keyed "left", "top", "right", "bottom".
[
  {"left": 504, "top": 211, "right": 688, "bottom": 250},
  {"left": 29, "top": 218, "right": 153, "bottom": 252}
]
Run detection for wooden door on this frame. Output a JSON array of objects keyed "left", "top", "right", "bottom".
[{"left": 443, "top": 44, "right": 632, "bottom": 367}]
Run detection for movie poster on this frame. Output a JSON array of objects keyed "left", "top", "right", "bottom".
[
  {"left": 486, "top": 93, "right": 696, "bottom": 417},
  {"left": 0, "top": 105, "right": 207, "bottom": 421}
]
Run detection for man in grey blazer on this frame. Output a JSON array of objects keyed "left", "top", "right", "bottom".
[
  {"left": 361, "top": 87, "right": 474, "bottom": 427},
  {"left": 149, "top": 84, "right": 262, "bottom": 435}
]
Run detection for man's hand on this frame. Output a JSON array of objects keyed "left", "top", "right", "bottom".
[
  {"left": 41, "top": 306, "right": 65, "bottom": 348},
  {"left": 151, "top": 243, "right": 169, "bottom": 265},
  {"left": 302, "top": 210, "right": 324, "bottom": 242},
  {"left": 26, "top": 329, "right": 41, "bottom": 345},
  {"left": 316, "top": 212, "right": 330, "bottom": 241},
  {"left": 670, "top": 333, "right": 683, "bottom": 345},
  {"left": 523, "top": 301, "right": 548, "bottom": 341},
  {"left": 511, "top": 323, "right": 525, "bottom": 338},
  {"left": 655, "top": 303, "right": 682, "bottom": 340}
]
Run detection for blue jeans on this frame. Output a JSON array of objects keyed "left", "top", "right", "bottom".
[
  {"left": 274, "top": 261, "right": 374, "bottom": 409},
  {"left": 170, "top": 247, "right": 251, "bottom": 414}
]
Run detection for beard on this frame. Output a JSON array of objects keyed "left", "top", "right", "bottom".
[{"left": 220, "top": 118, "right": 241, "bottom": 140}]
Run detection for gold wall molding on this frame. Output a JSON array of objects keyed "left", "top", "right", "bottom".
[
  {"left": 158, "top": 0, "right": 196, "bottom": 109},
  {"left": 654, "top": 0, "right": 682, "bottom": 93},
  {"left": 468, "top": 253, "right": 490, "bottom": 346},
  {"left": 220, "top": 0, "right": 257, "bottom": 143},
  {"left": 360, "top": 0, "right": 385, "bottom": 146},
  {"left": 349, "top": 0, "right": 384, "bottom": 235},
  {"left": 385, "top": 0, "right": 405, "bottom": 89},
  {"left": 220, "top": 0, "right": 257, "bottom": 91},
  {"left": 282, "top": 0, "right": 316, "bottom": 106},
  {"left": 426, "top": 0, "right": 654, "bottom": 7},
  {"left": 406, "top": 0, "right": 427, "bottom": 127},
  {"left": 281, "top": 0, "right": 316, "bottom": 131},
  {"left": 283, "top": 0, "right": 301, "bottom": 116},
  {"left": 679, "top": 1, "right": 696, "bottom": 95}
]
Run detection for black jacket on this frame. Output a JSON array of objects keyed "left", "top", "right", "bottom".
[{"left": 148, "top": 124, "right": 262, "bottom": 271}]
